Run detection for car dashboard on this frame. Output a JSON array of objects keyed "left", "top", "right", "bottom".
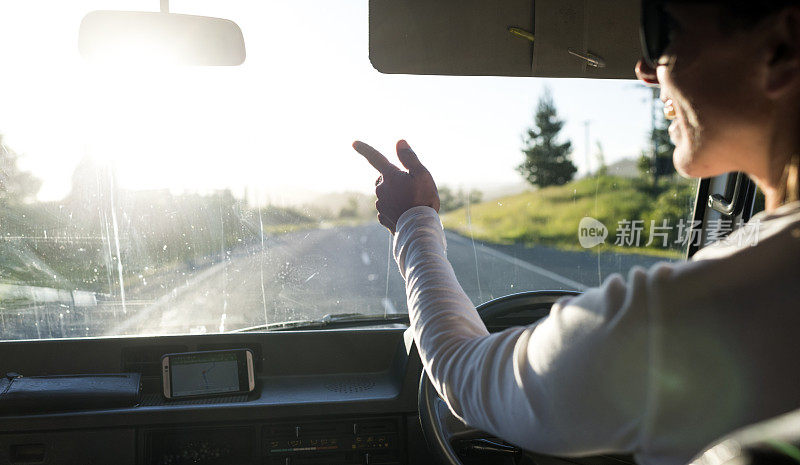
[
  {"left": 0, "top": 329, "right": 429, "bottom": 465},
  {"left": 0, "top": 305, "right": 637, "bottom": 465}
]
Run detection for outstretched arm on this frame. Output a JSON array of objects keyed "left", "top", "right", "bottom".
[
  {"left": 392, "top": 206, "right": 650, "bottom": 455},
  {"left": 352, "top": 140, "right": 649, "bottom": 456}
]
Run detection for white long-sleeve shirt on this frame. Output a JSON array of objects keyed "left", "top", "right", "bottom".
[{"left": 393, "top": 202, "right": 800, "bottom": 465}]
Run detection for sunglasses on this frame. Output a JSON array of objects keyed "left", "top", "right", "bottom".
[{"left": 640, "top": 0, "right": 677, "bottom": 68}]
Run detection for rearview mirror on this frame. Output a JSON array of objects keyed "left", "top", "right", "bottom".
[{"left": 79, "top": 10, "right": 246, "bottom": 66}]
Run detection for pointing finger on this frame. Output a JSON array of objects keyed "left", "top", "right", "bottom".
[
  {"left": 353, "top": 141, "right": 399, "bottom": 175},
  {"left": 396, "top": 140, "right": 426, "bottom": 175}
]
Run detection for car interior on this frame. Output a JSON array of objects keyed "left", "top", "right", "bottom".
[{"left": 0, "top": 1, "right": 792, "bottom": 464}]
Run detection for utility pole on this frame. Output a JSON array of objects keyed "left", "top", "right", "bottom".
[{"left": 583, "top": 120, "right": 591, "bottom": 177}]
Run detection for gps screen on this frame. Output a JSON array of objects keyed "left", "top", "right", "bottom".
[{"left": 170, "top": 351, "right": 241, "bottom": 397}]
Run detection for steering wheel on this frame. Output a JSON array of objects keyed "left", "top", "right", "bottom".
[{"left": 418, "top": 290, "right": 582, "bottom": 465}]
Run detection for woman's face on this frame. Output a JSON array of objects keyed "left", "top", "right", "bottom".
[{"left": 637, "top": 4, "right": 771, "bottom": 179}]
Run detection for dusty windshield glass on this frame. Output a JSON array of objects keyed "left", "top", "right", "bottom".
[{"left": 0, "top": 0, "right": 697, "bottom": 340}]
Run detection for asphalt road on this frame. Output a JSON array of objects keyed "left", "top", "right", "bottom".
[
  {"left": 105, "top": 223, "right": 670, "bottom": 337},
  {"left": 0, "top": 223, "right": 673, "bottom": 339}
]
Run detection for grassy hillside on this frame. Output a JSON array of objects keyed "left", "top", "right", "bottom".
[{"left": 441, "top": 175, "right": 697, "bottom": 257}]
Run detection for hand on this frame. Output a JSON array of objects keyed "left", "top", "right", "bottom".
[{"left": 352, "top": 139, "right": 440, "bottom": 233}]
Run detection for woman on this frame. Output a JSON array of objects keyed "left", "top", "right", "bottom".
[{"left": 353, "top": 1, "right": 800, "bottom": 464}]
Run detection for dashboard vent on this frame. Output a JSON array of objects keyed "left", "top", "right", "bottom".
[
  {"left": 324, "top": 377, "right": 376, "bottom": 394},
  {"left": 263, "top": 416, "right": 402, "bottom": 464}
]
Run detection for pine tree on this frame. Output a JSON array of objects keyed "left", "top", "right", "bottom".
[
  {"left": 652, "top": 113, "right": 676, "bottom": 179},
  {"left": 638, "top": 90, "right": 676, "bottom": 186},
  {"left": 517, "top": 89, "right": 577, "bottom": 188}
]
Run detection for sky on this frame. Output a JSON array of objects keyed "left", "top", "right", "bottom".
[{"left": 0, "top": 0, "right": 658, "bottom": 205}]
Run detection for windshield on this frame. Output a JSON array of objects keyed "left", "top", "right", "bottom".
[{"left": 0, "top": 0, "right": 697, "bottom": 340}]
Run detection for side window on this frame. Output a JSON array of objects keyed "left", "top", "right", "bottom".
[{"left": 753, "top": 188, "right": 767, "bottom": 216}]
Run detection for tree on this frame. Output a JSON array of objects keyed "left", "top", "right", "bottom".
[
  {"left": 438, "top": 186, "right": 484, "bottom": 212},
  {"left": 652, "top": 114, "right": 676, "bottom": 178},
  {"left": 438, "top": 186, "right": 459, "bottom": 212},
  {"left": 639, "top": 90, "right": 676, "bottom": 186},
  {"left": 517, "top": 89, "right": 577, "bottom": 188},
  {"left": 0, "top": 135, "right": 40, "bottom": 206},
  {"left": 338, "top": 196, "right": 360, "bottom": 218}
]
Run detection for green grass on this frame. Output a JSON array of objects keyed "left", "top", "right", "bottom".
[{"left": 441, "top": 175, "right": 696, "bottom": 258}]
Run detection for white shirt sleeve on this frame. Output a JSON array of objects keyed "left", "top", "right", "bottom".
[{"left": 393, "top": 206, "right": 652, "bottom": 457}]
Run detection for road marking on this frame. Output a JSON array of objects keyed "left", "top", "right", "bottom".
[
  {"left": 381, "top": 297, "right": 398, "bottom": 314},
  {"left": 361, "top": 251, "right": 371, "bottom": 265},
  {"left": 444, "top": 232, "right": 587, "bottom": 291}
]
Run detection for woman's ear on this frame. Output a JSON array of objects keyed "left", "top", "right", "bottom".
[{"left": 764, "top": 7, "right": 800, "bottom": 98}]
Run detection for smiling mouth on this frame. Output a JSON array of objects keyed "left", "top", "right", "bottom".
[{"left": 663, "top": 99, "right": 677, "bottom": 120}]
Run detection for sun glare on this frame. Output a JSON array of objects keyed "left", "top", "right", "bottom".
[{"left": 0, "top": 0, "right": 652, "bottom": 205}]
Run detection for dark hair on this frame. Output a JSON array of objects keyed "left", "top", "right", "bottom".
[{"left": 716, "top": 0, "right": 798, "bottom": 31}]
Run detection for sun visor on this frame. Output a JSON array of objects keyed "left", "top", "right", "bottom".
[
  {"left": 368, "top": 0, "right": 640, "bottom": 79},
  {"left": 533, "top": 0, "right": 640, "bottom": 78}
]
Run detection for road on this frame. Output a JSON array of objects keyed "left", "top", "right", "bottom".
[
  {"left": 0, "top": 223, "right": 671, "bottom": 339},
  {"left": 106, "top": 223, "right": 669, "bottom": 337}
]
